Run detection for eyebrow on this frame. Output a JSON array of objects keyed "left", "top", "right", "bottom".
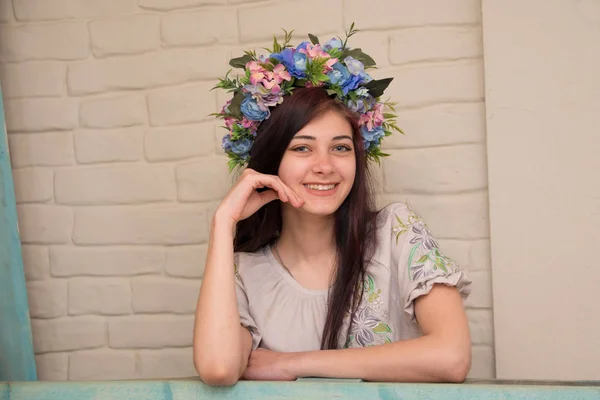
[{"left": 292, "top": 135, "right": 353, "bottom": 141}]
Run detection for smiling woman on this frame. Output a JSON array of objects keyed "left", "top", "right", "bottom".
[{"left": 193, "top": 29, "right": 472, "bottom": 386}]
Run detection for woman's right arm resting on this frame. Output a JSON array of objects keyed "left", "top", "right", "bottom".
[
  {"left": 192, "top": 169, "right": 303, "bottom": 385},
  {"left": 192, "top": 213, "right": 253, "bottom": 386}
]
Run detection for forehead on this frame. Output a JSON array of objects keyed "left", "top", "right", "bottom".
[{"left": 294, "top": 110, "right": 353, "bottom": 139}]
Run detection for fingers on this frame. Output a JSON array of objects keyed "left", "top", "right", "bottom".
[{"left": 244, "top": 172, "right": 303, "bottom": 208}]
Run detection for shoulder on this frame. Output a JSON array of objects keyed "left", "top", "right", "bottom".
[
  {"left": 376, "top": 201, "right": 421, "bottom": 231},
  {"left": 234, "top": 248, "right": 270, "bottom": 275}
]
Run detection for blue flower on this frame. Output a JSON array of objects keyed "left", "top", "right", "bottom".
[
  {"left": 323, "top": 37, "right": 342, "bottom": 52},
  {"left": 221, "top": 134, "right": 233, "bottom": 152},
  {"left": 296, "top": 41, "right": 310, "bottom": 52},
  {"left": 230, "top": 138, "right": 252, "bottom": 156},
  {"left": 271, "top": 48, "right": 306, "bottom": 78},
  {"left": 361, "top": 125, "right": 385, "bottom": 150},
  {"left": 240, "top": 95, "right": 270, "bottom": 121},
  {"left": 327, "top": 62, "right": 363, "bottom": 95},
  {"left": 346, "top": 90, "right": 375, "bottom": 114}
]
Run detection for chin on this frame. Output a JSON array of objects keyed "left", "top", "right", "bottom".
[{"left": 298, "top": 198, "right": 344, "bottom": 217}]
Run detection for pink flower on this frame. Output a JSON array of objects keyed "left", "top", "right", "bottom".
[
  {"left": 246, "top": 61, "right": 291, "bottom": 93},
  {"left": 359, "top": 103, "right": 385, "bottom": 131},
  {"left": 299, "top": 43, "right": 328, "bottom": 59},
  {"left": 224, "top": 116, "right": 235, "bottom": 129},
  {"left": 240, "top": 117, "right": 255, "bottom": 129}
]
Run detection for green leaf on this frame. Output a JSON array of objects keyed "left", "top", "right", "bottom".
[
  {"left": 373, "top": 323, "right": 392, "bottom": 334},
  {"left": 308, "top": 33, "right": 320, "bottom": 45},
  {"left": 229, "top": 54, "right": 254, "bottom": 69},
  {"left": 341, "top": 48, "right": 376, "bottom": 67},
  {"left": 364, "top": 77, "right": 393, "bottom": 98},
  {"left": 228, "top": 91, "right": 244, "bottom": 120},
  {"left": 417, "top": 254, "right": 429, "bottom": 263}
]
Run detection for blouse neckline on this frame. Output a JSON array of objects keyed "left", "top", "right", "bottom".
[{"left": 263, "top": 246, "right": 330, "bottom": 297}]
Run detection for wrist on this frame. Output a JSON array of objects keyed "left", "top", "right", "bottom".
[
  {"left": 284, "top": 351, "right": 310, "bottom": 379},
  {"left": 212, "top": 208, "right": 237, "bottom": 234}
]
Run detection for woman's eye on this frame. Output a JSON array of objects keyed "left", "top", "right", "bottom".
[
  {"left": 333, "top": 145, "right": 352, "bottom": 152},
  {"left": 292, "top": 146, "right": 309, "bottom": 152}
]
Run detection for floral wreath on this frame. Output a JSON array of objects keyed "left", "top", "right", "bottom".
[{"left": 213, "top": 24, "right": 403, "bottom": 171}]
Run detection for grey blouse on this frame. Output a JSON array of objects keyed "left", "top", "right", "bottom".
[{"left": 234, "top": 202, "right": 471, "bottom": 351}]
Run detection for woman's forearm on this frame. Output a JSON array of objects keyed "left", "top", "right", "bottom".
[
  {"left": 289, "top": 334, "right": 471, "bottom": 383},
  {"left": 193, "top": 216, "right": 249, "bottom": 385}
]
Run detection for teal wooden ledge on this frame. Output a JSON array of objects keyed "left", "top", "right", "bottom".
[{"left": 1, "top": 379, "right": 599, "bottom": 400}]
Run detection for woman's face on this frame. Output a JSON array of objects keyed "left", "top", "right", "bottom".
[{"left": 278, "top": 110, "right": 357, "bottom": 217}]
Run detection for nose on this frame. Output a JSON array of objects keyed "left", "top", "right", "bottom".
[{"left": 311, "top": 151, "right": 334, "bottom": 175}]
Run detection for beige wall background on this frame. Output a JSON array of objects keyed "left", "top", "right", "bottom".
[
  {"left": 483, "top": 0, "right": 600, "bottom": 380},
  {"left": 0, "top": 0, "right": 493, "bottom": 380}
]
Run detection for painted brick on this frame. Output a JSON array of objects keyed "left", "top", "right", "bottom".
[
  {"left": 132, "top": 277, "right": 200, "bottom": 314},
  {"left": 176, "top": 158, "right": 231, "bottom": 202},
  {"left": 147, "top": 84, "right": 216, "bottom": 126},
  {"left": 345, "top": 30, "right": 391, "bottom": 68},
  {"left": 136, "top": 348, "right": 196, "bottom": 379},
  {"left": 239, "top": 0, "right": 343, "bottom": 42},
  {"left": 390, "top": 26, "right": 482, "bottom": 65},
  {"left": 465, "top": 270, "right": 493, "bottom": 309},
  {"left": 468, "top": 345, "right": 496, "bottom": 379},
  {"left": 382, "top": 60, "right": 484, "bottom": 108},
  {"left": 22, "top": 245, "right": 50, "bottom": 281},
  {"left": 8, "top": 132, "right": 74, "bottom": 168},
  {"left": 139, "top": 0, "right": 219, "bottom": 11},
  {"left": 26, "top": 280, "right": 67, "bottom": 318},
  {"left": 0, "top": 61, "right": 65, "bottom": 98},
  {"left": 0, "top": 22, "right": 89, "bottom": 62},
  {"left": 145, "top": 123, "right": 214, "bottom": 162},
  {"left": 75, "top": 128, "right": 144, "bottom": 164},
  {"left": 31, "top": 317, "right": 106, "bottom": 353},
  {"left": 383, "top": 144, "right": 488, "bottom": 194},
  {"left": 436, "top": 239, "right": 491, "bottom": 272},
  {"left": 80, "top": 95, "right": 147, "bottom": 129},
  {"left": 17, "top": 205, "right": 74, "bottom": 244},
  {"left": 51, "top": 246, "right": 164, "bottom": 277},
  {"left": 382, "top": 103, "right": 485, "bottom": 149},
  {"left": 73, "top": 205, "right": 208, "bottom": 245},
  {"left": 68, "top": 47, "right": 230, "bottom": 95},
  {"left": 162, "top": 9, "right": 237, "bottom": 46},
  {"left": 5, "top": 98, "right": 78, "bottom": 132},
  {"left": 12, "top": 168, "right": 54, "bottom": 203},
  {"left": 90, "top": 15, "right": 160, "bottom": 57},
  {"left": 165, "top": 245, "right": 207, "bottom": 278},
  {"left": 69, "top": 279, "right": 132, "bottom": 315},
  {"left": 69, "top": 350, "right": 136, "bottom": 381},
  {"left": 404, "top": 192, "right": 489, "bottom": 239},
  {"left": 0, "top": 0, "right": 14, "bottom": 22},
  {"left": 467, "top": 309, "right": 495, "bottom": 345},
  {"left": 344, "top": 0, "right": 480, "bottom": 30},
  {"left": 12, "top": 0, "right": 139, "bottom": 21},
  {"left": 109, "top": 315, "right": 194, "bottom": 348},
  {"left": 35, "top": 353, "right": 68, "bottom": 381},
  {"left": 55, "top": 165, "right": 176, "bottom": 205}
]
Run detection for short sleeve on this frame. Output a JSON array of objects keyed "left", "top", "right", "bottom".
[
  {"left": 390, "top": 205, "right": 472, "bottom": 319},
  {"left": 234, "top": 254, "right": 262, "bottom": 350}
]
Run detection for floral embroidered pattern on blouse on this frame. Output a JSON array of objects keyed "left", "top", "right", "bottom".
[
  {"left": 344, "top": 274, "right": 393, "bottom": 348},
  {"left": 393, "top": 210, "right": 458, "bottom": 282}
]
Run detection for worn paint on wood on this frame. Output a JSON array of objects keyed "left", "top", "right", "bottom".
[
  {"left": 1, "top": 380, "right": 599, "bottom": 400},
  {"left": 0, "top": 86, "right": 37, "bottom": 381}
]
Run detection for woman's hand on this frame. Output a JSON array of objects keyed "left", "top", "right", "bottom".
[
  {"left": 215, "top": 168, "right": 304, "bottom": 226},
  {"left": 242, "top": 349, "right": 298, "bottom": 381}
]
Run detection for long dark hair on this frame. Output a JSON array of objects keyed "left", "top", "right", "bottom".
[{"left": 233, "top": 87, "right": 379, "bottom": 349}]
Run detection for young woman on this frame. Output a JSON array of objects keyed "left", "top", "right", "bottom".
[{"left": 193, "top": 30, "right": 472, "bottom": 386}]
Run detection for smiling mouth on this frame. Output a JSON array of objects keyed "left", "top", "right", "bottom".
[{"left": 303, "top": 183, "right": 338, "bottom": 191}]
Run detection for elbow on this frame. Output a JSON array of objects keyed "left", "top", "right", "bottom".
[
  {"left": 194, "top": 355, "right": 241, "bottom": 386},
  {"left": 442, "top": 347, "right": 471, "bottom": 383}
]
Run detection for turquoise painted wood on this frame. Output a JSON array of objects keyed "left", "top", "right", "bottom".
[
  {"left": 0, "top": 86, "right": 37, "bottom": 381},
  {"left": 0, "top": 380, "right": 599, "bottom": 400}
]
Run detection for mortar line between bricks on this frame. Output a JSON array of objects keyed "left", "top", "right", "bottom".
[{"left": 382, "top": 141, "right": 485, "bottom": 151}]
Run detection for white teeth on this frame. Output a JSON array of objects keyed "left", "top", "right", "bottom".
[{"left": 305, "top": 184, "right": 336, "bottom": 191}]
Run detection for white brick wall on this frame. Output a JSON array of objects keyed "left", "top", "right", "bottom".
[{"left": 0, "top": 0, "right": 494, "bottom": 380}]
